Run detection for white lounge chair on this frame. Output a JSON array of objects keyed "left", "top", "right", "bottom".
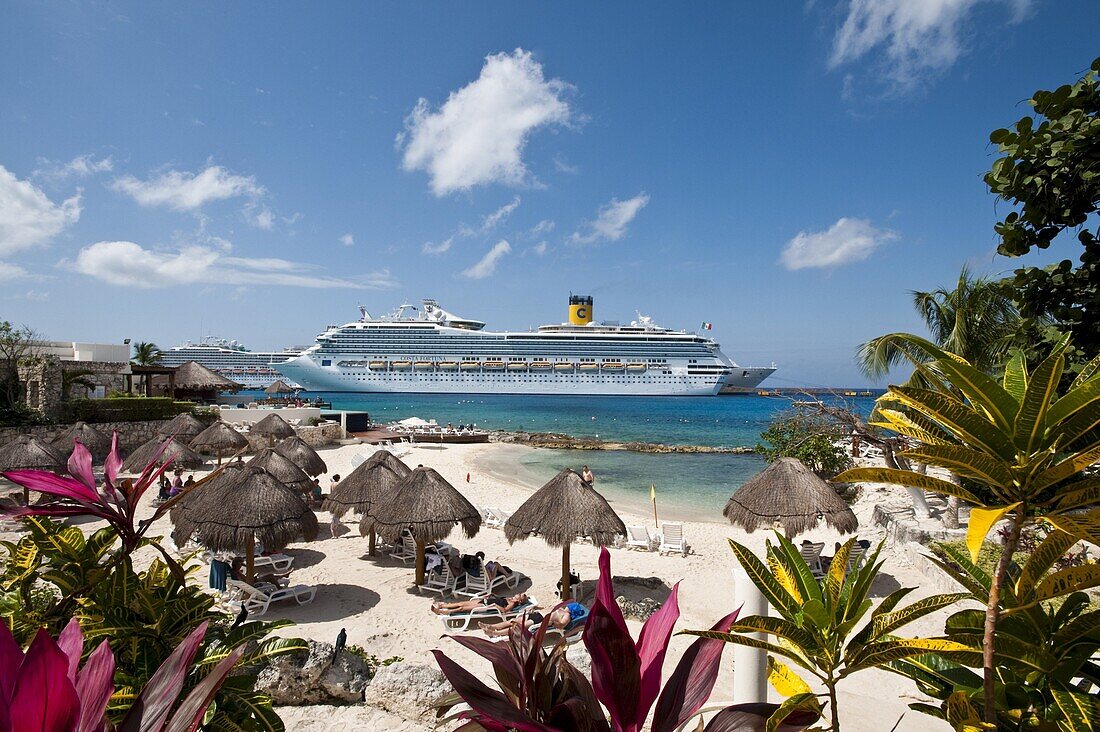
[
  {"left": 390, "top": 536, "right": 416, "bottom": 564},
  {"left": 418, "top": 559, "right": 463, "bottom": 597},
  {"left": 225, "top": 579, "right": 315, "bottom": 616},
  {"left": 253, "top": 553, "right": 294, "bottom": 574},
  {"left": 440, "top": 596, "right": 540, "bottom": 633},
  {"left": 484, "top": 507, "right": 511, "bottom": 529},
  {"left": 800, "top": 542, "right": 826, "bottom": 579},
  {"left": 658, "top": 522, "right": 688, "bottom": 556},
  {"left": 454, "top": 564, "right": 521, "bottom": 598},
  {"left": 625, "top": 525, "right": 656, "bottom": 551}
]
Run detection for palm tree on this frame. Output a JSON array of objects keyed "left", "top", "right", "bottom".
[
  {"left": 131, "top": 341, "right": 163, "bottom": 395},
  {"left": 857, "top": 266, "right": 1020, "bottom": 379}
]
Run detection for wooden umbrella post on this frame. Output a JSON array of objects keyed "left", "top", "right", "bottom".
[
  {"left": 246, "top": 543, "right": 255, "bottom": 584},
  {"left": 561, "top": 542, "right": 572, "bottom": 600},
  {"left": 367, "top": 527, "right": 376, "bottom": 556},
  {"left": 217, "top": 448, "right": 223, "bottom": 467},
  {"left": 415, "top": 539, "right": 426, "bottom": 586}
]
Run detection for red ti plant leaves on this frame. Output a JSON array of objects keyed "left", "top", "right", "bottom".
[
  {"left": 118, "top": 620, "right": 209, "bottom": 732},
  {"left": 74, "top": 641, "right": 115, "bottom": 732},
  {"left": 650, "top": 608, "right": 741, "bottom": 732},
  {"left": 162, "top": 645, "right": 245, "bottom": 732},
  {"left": 634, "top": 582, "right": 681, "bottom": 731},
  {"left": 584, "top": 549, "right": 643, "bottom": 732},
  {"left": 8, "top": 628, "right": 81, "bottom": 732},
  {"left": 431, "top": 649, "right": 555, "bottom": 732},
  {"left": 699, "top": 703, "right": 820, "bottom": 732},
  {"left": 56, "top": 619, "right": 84, "bottom": 685}
]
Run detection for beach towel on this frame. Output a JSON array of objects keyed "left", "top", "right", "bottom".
[{"left": 209, "top": 559, "right": 230, "bottom": 592}]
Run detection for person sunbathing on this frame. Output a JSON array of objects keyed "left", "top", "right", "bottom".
[
  {"left": 478, "top": 606, "right": 569, "bottom": 637},
  {"left": 431, "top": 593, "right": 529, "bottom": 616}
]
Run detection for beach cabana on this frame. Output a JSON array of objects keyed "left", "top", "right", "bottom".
[
  {"left": 0, "top": 435, "right": 67, "bottom": 505},
  {"left": 121, "top": 436, "right": 205, "bottom": 474},
  {"left": 190, "top": 421, "right": 249, "bottom": 465},
  {"left": 723, "top": 457, "right": 858, "bottom": 538},
  {"left": 50, "top": 422, "right": 110, "bottom": 463},
  {"left": 274, "top": 436, "right": 326, "bottom": 477},
  {"left": 157, "top": 412, "right": 207, "bottom": 440},
  {"left": 321, "top": 450, "right": 410, "bottom": 554},
  {"left": 248, "top": 447, "right": 314, "bottom": 494},
  {"left": 264, "top": 380, "right": 296, "bottom": 396},
  {"left": 250, "top": 413, "right": 296, "bottom": 444},
  {"left": 371, "top": 466, "right": 481, "bottom": 585},
  {"left": 163, "top": 361, "right": 243, "bottom": 402},
  {"left": 170, "top": 464, "right": 317, "bottom": 582},
  {"left": 504, "top": 468, "right": 626, "bottom": 600}
]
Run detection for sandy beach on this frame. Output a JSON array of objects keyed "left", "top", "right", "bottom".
[{"left": 5, "top": 440, "right": 956, "bottom": 731}]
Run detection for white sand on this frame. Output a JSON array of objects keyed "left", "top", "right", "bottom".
[{"left": 6, "top": 442, "right": 957, "bottom": 731}]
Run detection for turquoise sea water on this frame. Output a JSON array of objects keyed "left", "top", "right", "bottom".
[{"left": 243, "top": 391, "right": 879, "bottom": 520}]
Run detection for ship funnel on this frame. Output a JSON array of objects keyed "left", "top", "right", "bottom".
[{"left": 569, "top": 295, "right": 593, "bottom": 325}]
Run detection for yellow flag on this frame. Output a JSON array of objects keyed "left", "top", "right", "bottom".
[
  {"left": 967, "top": 503, "right": 1020, "bottom": 563},
  {"left": 650, "top": 484, "right": 656, "bottom": 501}
]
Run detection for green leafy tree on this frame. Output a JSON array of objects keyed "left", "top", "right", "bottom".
[
  {"left": 857, "top": 266, "right": 1021, "bottom": 381},
  {"left": 836, "top": 339, "right": 1100, "bottom": 724},
  {"left": 986, "top": 58, "right": 1100, "bottom": 381},
  {"left": 890, "top": 540, "right": 1100, "bottom": 731},
  {"left": 131, "top": 341, "right": 164, "bottom": 365},
  {"left": 685, "top": 533, "right": 968, "bottom": 732},
  {"left": 757, "top": 409, "right": 853, "bottom": 479}
]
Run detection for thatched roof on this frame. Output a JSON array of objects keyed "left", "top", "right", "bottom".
[
  {"left": 264, "top": 380, "right": 296, "bottom": 395},
  {"left": 319, "top": 450, "right": 410, "bottom": 521},
  {"left": 250, "top": 413, "right": 296, "bottom": 439},
  {"left": 158, "top": 413, "right": 207, "bottom": 439},
  {"left": 273, "top": 436, "right": 326, "bottom": 477},
  {"left": 371, "top": 466, "right": 481, "bottom": 545},
  {"left": 0, "top": 435, "right": 67, "bottom": 472},
  {"left": 189, "top": 421, "right": 249, "bottom": 453},
  {"left": 247, "top": 448, "right": 314, "bottom": 493},
  {"left": 170, "top": 464, "right": 317, "bottom": 553},
  {"left": 121, "top": 436, "right": 205, "bottom": 473},
  {"left": 50, "top": 422, "right": 110, "bottom": 462},
  {"left": 723, "top": 457, "right": 858, "bottom": 538},
  {"left": 172, "top": 361, "right": 243, "bottom": 392},
  {"left": 504, "top": 468, "right": 626, "bottom": 548}
]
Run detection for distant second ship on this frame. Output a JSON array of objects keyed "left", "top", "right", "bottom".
[{"left": 277, "top": 296, "right": 775, "bottom": 396}]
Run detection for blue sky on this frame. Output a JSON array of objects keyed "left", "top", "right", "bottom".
[{"left": 1, "top": 1, "right": 1096, "bottom": 387}]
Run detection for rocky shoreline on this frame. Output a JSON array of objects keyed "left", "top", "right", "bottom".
[{"left": 488, "top": 429, "right": 756, "bottom": 454}]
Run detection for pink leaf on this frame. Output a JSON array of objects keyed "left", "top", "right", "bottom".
[
  {"left": 0, "top": 621, "right": 24, "bottom": 731},
  {"left": 119, "top": 620, "right": 209, "bottom": 732},
  {"left": 584, "top": 595, "right": 642, "bottom": 732},
  {"left": 67, "top": 441, "right": 96, "bottom": 492},
  {"left": 431, "top": 650, "right": 555, "bottom": 732},
  {"left": 162, "top": 646, "right": 244, "bottom": 732},
  {"left": 9, "top": 629, "right": 80, "bottom": 732},
  {"left": 56, "top": 619, "right": 84, "bottom": 684},
  {"left": 593, "top": 547, "right": 628, "bottom": 634},
  {"left": 103, "top": 433, "right": 122, "bottom": 488},
  {"left": 651, "top": 608, "right": 741, "bottom": 732},
  {"left": 634, "top": 582, "right": 680, "bottom": 728},
  {"left": 2, "top": 506, "right": 115, "bottom": 521},
  {"left": 701, "top": 703, "right": 819, "bottom": 732},
  {"left": 1, "top": 471, "right": 99, "bottom": 504},
  {"left": 75, "top": 640, "right": 115, "bottom": 732}
]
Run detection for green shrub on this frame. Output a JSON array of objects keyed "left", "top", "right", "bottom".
[{"left": 57, "top": 397, "right": 197, "bottom": 423}]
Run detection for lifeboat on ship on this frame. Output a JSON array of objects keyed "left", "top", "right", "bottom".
[
  {"left": 554, "top": 362, "right": 575, "bottom": 371},
  {"left": 414, "top": 361, "right": 435, "bottom": 370},
  {"left": 507, "top": 362, "right": 528, "bottom": 371},
  {"left": 438, "top": 361, "right": 458, "bottom": 370},
  {"left": 578, "top": 363, "right": 598, "bottom": 371},
  {"left": 391, "top": 361, "right": 412, "bottom": 370},
  {"left": 369, "top": 361, "right": 387, "bottom": 370},
  {"left": 626, "top": 363, "right": 647, "bottom": 372},
  {"left": 601, "top": 362, "right": 625, "bottom": 371},
  {"left": 530, "top": 361, "right": 552, "bottom": 370},
  {"left": 483, "top": 361, "right": 505, "bottom": 370},
  {"left": 460, "top": 361, "right": 481, "bottom": 370}
]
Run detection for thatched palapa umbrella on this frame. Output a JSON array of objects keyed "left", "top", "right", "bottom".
[
  {"left": 320, "top": 450, "right": 410, "bottom": 554},
  {"left": 190, "top": 421, "right": 249, "bottom": 465},
  {"left": 371, "top": 466, "right": 481, "bottom": 585},
  {"left": 264, "top": 380, "right": 296, "bottom": 396},
  {"left": 50, "top": 422, "right": 110, "bottom": 463},
  {"left": 274, "top": 436, "right": 326, "bottom": 477},
  {"left": 170, "top": 464, "right": 317, "bottom": 582},
  {"left": 250, "top": 413, "right": 296, "bottom": 445},
  {"left": 723, "top": 457, "right": 858, "bottom": 538},
  {"left": 0, "top": 435, "right": 67, "bottom": 504},
  {"left": 121, "top": 436, "right": 205, "bottom": 473},
  {"left": 504, "top": 468, "right": 626, "bottom": 600},
  {"left": 158, "top": 412, "right": 207, "bottom": 440},
  {"left": 248, "top": 448, "right": 314, "bottom": 494},
  {"left": 169, "top": 361, "right": 243, "bottom": 401}
]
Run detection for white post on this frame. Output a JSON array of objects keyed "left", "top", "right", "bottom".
[{"left": 732, "top": 565, "right": 769, "bottom": 703}]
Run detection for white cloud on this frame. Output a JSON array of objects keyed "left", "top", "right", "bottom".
[
  {"left": 553, "top": 155, "right": 579, "bottom": 174},
  {"left": 780, "top": 217, "right": 896, "bottom": 270},
  {"left": 110, "top": 165, "right": 264, "bottom": 211},
  {"left": 398, "top": 48, "right": 574, "bottom": 196},
  {"left": 530, "top": 219, "right": 555, "bottom": 235},
  {"left": 829, "top": 0, "right": 1030, "bottom": 89},
  {"left": 339, "top": 233, "right": 355, "bottom": 247},
  {"left": 461, "top": 239, "right": 511, "bottom": 279},
  {"left": 530, "top": 241, "right": 548, "bottom": 256},
  {"left": 481, "top": 196, "right": 521, "bottom": 232},
  {"left": 34, "top": 154, "right": 114, "bottom": 182},
  {"left": 0, "top": 262, "right": 29, "bottom": 281},
  {"left": 0, "top": 164, "right": 82, "bottom": 257},
  {"left": 69, "top": 240, "right": 396, "bottom": 289},
  {"left": 247, "top": 205, "right": 276, "bottom": 230},
  {"left": 570, "top": 193, "right": 649, "bottom": 245},
  {"left": 423, "top": 236, "right": 453, "bottom": 255}
]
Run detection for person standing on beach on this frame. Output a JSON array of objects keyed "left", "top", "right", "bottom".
[{"left": 581, "top": 465, "right": 595, "bottom": 484}]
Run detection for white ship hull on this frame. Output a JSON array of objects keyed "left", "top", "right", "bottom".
[
  {"left": 277, "top": 358, "right": 724, "bottom": 396},
  {"left": 719, "top": 366, "right": 777, "bottom": 394}
]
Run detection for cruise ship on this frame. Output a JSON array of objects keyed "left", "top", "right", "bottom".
[
  {"left": 160, "top": 338, "right": 303, "bottom": 389},
  {"left": 277, "top": 297, "right": 775, "bottom": 396}
]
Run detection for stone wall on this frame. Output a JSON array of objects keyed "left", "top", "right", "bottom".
[
  {"left": 295, "top": 421, "right": 344, "bottom": 447},
  {"left": 17, "top": 356, "right": 63, "bottom": 420},
  {"left": 60, "top": 361, "right": 129, "bottom": 398},
  {"left": 0, "top": 419, "right": 172, "bottom": 453}
]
